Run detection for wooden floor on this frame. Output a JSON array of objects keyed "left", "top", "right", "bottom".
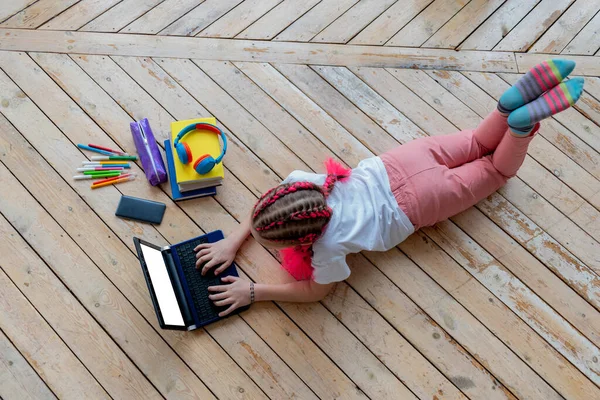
[{"left": 1, "top": 1, "right": 600, "bottom": 399}]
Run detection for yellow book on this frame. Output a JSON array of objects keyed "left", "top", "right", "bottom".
[{"left": 170, "top": 117, "right": 225, "bottom": 184}]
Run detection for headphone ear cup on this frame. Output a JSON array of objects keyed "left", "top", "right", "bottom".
[
  {"left": 193, "top": 155, "right": 216, "bottom": 175},
  {"left": 175, "top": 142, "right": 193, "bottom": 164}
]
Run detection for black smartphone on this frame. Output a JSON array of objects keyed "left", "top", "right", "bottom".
[{"left": 115, "top": 195, "right": 166, "bottom": 224}]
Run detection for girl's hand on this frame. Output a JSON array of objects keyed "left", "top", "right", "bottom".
[
  {"left": 208, "top": 276, "right": 251, "bottom": 317},
  {"left": 195, "top": 238, "right": 238, "bottom": 276}
]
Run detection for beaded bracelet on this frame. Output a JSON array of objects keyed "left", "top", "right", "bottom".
[{"left": 250, "top": 282, "right": 255, "bottom": 304}]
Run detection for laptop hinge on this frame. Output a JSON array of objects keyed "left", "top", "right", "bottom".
[
  {"left": 160, "top": 245, "right": 171, "bottom": 251},
  {"left": 187, "top": 325, "right": 197, "bottom": 331}
]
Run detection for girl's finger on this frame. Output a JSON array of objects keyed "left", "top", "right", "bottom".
[
  {"left": 195, "top": 249, "right": 210, "bottom": 259},
  {"left": 208, "top": 284, "right": 229, "bottom": 292},
  {"left": 220, "top": 275, "right": 238, "bottom": 283},
  {"left": 219, "top": 303, "right": 238, "bottom": 317},
  {"left": 208, "top": 292, "right": 228, "bottom": 301},
  {"left": 214, "top": 261, "right": 233, "bottom": 275},
  {"left": 214, "top": 298, "right": 235, "bottom": 307},
  {"left": 194, "top": 243, "right": 211, "bottom": 252}
]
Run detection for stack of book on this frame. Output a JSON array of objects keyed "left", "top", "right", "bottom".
[{"left": 164, "top": 117, "right": 223, "bottom": 201}]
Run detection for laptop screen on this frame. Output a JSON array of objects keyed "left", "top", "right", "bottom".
[{"left": 139, "top": 243, "right": 185, "bottom": 327}]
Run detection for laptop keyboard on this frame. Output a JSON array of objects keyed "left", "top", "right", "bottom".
[{"left": 174, "top": 237, "right": 226, "bottom": 323}]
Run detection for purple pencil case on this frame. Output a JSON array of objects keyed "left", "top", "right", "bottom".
[{"left": 130, "top": 118, "right": 167, "bottom": 186}]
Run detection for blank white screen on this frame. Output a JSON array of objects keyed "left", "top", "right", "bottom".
[{"left": 140, "top": 244, "right": 185, "bottom": 326}]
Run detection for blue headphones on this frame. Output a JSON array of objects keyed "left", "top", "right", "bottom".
[{"left": 173, "top": 123, "right": 227, "bottom": 175}]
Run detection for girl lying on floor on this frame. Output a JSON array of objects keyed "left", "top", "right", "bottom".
[{"left": 195, "top": 59, "right": 584, "bottom": 317}]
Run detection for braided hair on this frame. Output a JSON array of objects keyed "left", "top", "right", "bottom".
[{"left": 251, "top": 159, "right": 351, "bottom": 246}]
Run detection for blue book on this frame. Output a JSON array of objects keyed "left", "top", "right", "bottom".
[{"left": 164, "top": 140, "right": 217, "bottom": 201}]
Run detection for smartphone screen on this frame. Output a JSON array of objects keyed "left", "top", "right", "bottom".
[{"left": 139, "top": 243, "right": 185, "bottom": 326}]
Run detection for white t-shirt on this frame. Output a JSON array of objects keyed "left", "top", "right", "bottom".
[{"left": 282, "top": 157, "right": 414, "bottom": 284}]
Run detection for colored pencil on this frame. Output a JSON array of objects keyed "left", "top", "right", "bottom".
[
  {"left": 83, "top": 170, "right": 123, "bottom": 175},
  {"left": 82, "top": 161, "right": 129, "bottom": 165},
  {"left": 77, "top": 167, "right": 124, "bottom": 172},
  {"left": 91, "top": 155, "right": 137, "bottom": 161},
  {"left": 93, "top": 173, "right": 131, "bottom": 185},
  {"left": 77, "top": 144, "right": 117, "bottom": 156},
  {"left": 74, "top": 172, "right": 121, "bottom": 180},
  {"left": 91, "top": 175, "right": 136, "bottom": 189},
  {"left": 88, "top": 144, "right": 126, "bottom": 155}
]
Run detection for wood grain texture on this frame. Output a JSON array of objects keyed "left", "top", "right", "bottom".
[{"left": 0, "top": 28, "right": 518, "bottom": 71}]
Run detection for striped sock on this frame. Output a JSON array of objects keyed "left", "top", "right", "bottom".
[
  {"left": 508, "top": 78, "right": 584, "bottom": 135},
  {"left": 497, "top": 59, "right": 575, "bottom": 114}
]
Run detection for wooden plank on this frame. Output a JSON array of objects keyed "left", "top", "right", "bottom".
[
  {"left": 311, "top": 0, "right": 398, "bottom": 44},
  {"left": 517, "top": 53, "right": 600, "bottom": 76},
  {"left": 424, "top": 0, "right": 506, "bottom": 49},
  {"left": 425, "top": 219, "right": 600, "bottom": 385},
  {"left": 397, "top": 234, "right": 600, "bottom": 400},
  {"left": 56, "top": 53, "right": 398, "bottom": 400},
  {"left": 383, "top": 68, "right": 482, "bottom": 129},
  {"left": 0, "top": 0, "right": 78, "bottom": 28},
  {"left": 494, "top": 0, "right": 576, "bottom": 51},
  {"left": 194, "top": 60, "right": 333, "bottom": 170},
  {"left": 0, "top": 318, "right": 57, "bottom": 400},
  {"left": 0, "top": 266, "right": 108, "bottom": 400},
  {"left": 386, "top": 0, "right": 470, "bottom": 47},
  {"left": 273, "top": 64, "right": 399, "bottom": 155},
  {"left": 274, "top": 0, "right": 360, "bottom": 42},
  {"left": 0, "top": 0, "right": 38, "bottom": 23},
  {"left": 0, "top": 59, "right": 234, "bottom": 400},
  {"left": 197, "top": 0, "right": 283, "bottom": 38},
  {"left": 237, "top": 0, "right": 320, "bottom": 40},
  {"left": 583, "top": 76, "right": 600, "bottom": 102},
  {"left": 459, "top": 0, "right": 540, "bottom": 50},
  {"left": 39, "top": 0, "right": 122, "bottom": 30},
  {"left": 234, "top": 62, "right": 372, "bottom": 166},
  {"left": 312, "top": 66, "right": 438, "bottom": 139},
  {"left": 0, "top": 169, "right": 162, "bottom": 399},
  {"left": 530, "top": 0, "right": 600, "bottom": 53},
  {"left": 159, "top": 0, "right": 242, "bottom": 36},
  {"left": 121, "top": 0, "right": 203, "bottom": 34},
  {"left": 80, "top": 0, "right": 164, "bottom": 32},
  {"left": 349, "top": 0, "right": 432, "bottom": 45},
  {"left": 563, "top": 11, "right": 600, "bottom": 55},
  {"left": 0, "top": 28, "right": 519, "bottom": 72}
]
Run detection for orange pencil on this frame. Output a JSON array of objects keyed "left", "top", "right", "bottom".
[
  {"left": 92, "top": 173, "right": 131, "bottom": 185},
  {"left": 91, "top": 174, "right": 136, "bottom": 189}
]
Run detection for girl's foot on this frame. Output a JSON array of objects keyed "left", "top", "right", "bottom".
[
  {"left": 508, "top": 77, "right": 584, "bottom": 136},
  {"left": 497, "top": 59, "right": 575, "bottom": 114}
]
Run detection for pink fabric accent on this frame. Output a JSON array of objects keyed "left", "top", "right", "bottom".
[
  {"left": 380, "top": 110, "right": 538, "bottom": 230},
  {"left": 280, "top": 246, "right": 314, "bottom": 280},
  {"left": 324, "top": 158, "right": 352, "bottom": 182}
]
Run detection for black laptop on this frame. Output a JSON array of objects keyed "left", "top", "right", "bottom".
[{"left": 134, "top": 230, "right": 248, "bottom": 330}]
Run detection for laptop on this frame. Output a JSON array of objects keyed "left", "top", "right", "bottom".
[{"left": 133, "top": 230, "right": 248, "bottom": 330}]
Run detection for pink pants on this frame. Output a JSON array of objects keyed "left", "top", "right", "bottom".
[{"left": 381, "top": 110, "right": 539, "bottom": 230}]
